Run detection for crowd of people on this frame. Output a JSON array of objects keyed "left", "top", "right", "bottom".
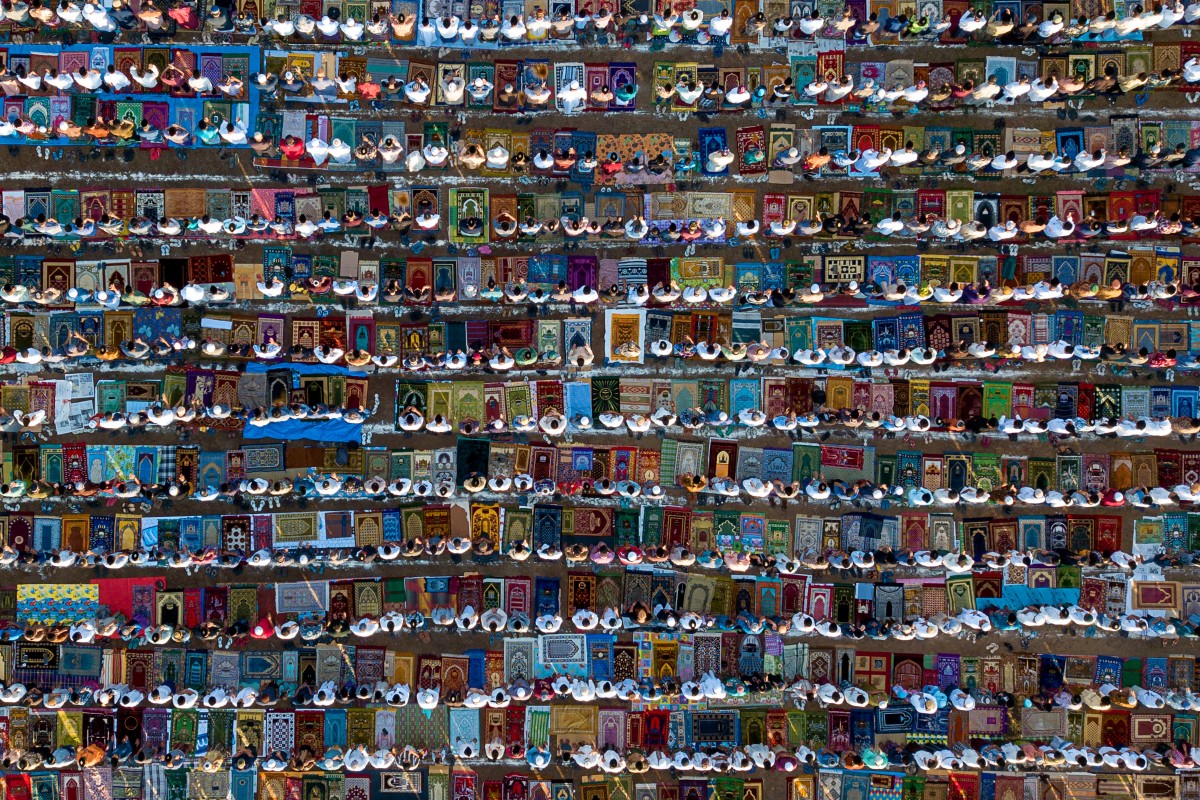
[
  {"left": 1, "top": 677, "right": 1196, "bottom": 774},
  {"left": 9, "top": 0, "right": 1200, "bottom": 46},
  {"left": 1, "top": 578, "right": 1168, "bottom": 644},
  {"left": 0, "top": 279, "right": 1192, "bottom": 379},
  {"left": 0, "top": 202, "right": 1197, "bottom": 246},
  {"left": 0, "top": 451, "right": 1191, "bottom": 513},
  {"left": 244, "top": 61, "right": 1200, "bottom": 113},
  {"left": 0, "top": 0, "right": 1193, "bottom": 786},
  {"left": 254, "top": 134, "right": 1200, "bottom": 183},
  {"left": 0, "top": 269, "right": 1192, "bottom": 313}
]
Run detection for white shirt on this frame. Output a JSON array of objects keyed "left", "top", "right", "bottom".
[
  {"left": 405, "top": 81, "right": 430, "bottom": 103},
  {"left": 103, "top": 69, "right": 130, "bottom": 91},
  {"left": 559, "top": 85, "right": 586, "bottom": 109},
  {"left": 45, "top": 71, "right": 73, "bottom": 90},
  {"left": 73, "top": 70, "right": 102, "bottom": 91},
  {"left": 219, "top": 123, "right": 248, "bottom": 145},
  {"left": 442, "top": 79, "right": 464, "bottom": 103},
  {"left": 307, "top": 138, "right": 329, "bottom": 164},
  {"left": 57, "top": 1, "right": 82, "bottom": 22},
  {"left": 130, "top": 65, "right": 159, "bottom": 89},
  {"left": 328, "top": 140, "right": 351, "bottom": 162},
  {"left": 84, "top": 5, "right": 115, "bottom": 29}
]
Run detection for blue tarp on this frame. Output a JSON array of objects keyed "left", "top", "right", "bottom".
[
  {"left": 0, "top": 45, "right": 261, "bottom": 145},
  {"left": 977, "top": 587, "right": 1081, "bottom": 611},
  {"left": 241, "top": 418, "right": 362, "bottom": 443},
  {"left": 245, "top": 362, "right": 369, "bottom": 377}
]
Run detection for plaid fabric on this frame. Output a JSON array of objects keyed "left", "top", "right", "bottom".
[
  {"left": 142, "top": 762, "right": 169, "bottom": 800},
  {"left": 157, "top": 446, "right": 177, "bottom": 486},
  {"left": 12, "top": 665, "right": 97, "bottom": 688}
]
